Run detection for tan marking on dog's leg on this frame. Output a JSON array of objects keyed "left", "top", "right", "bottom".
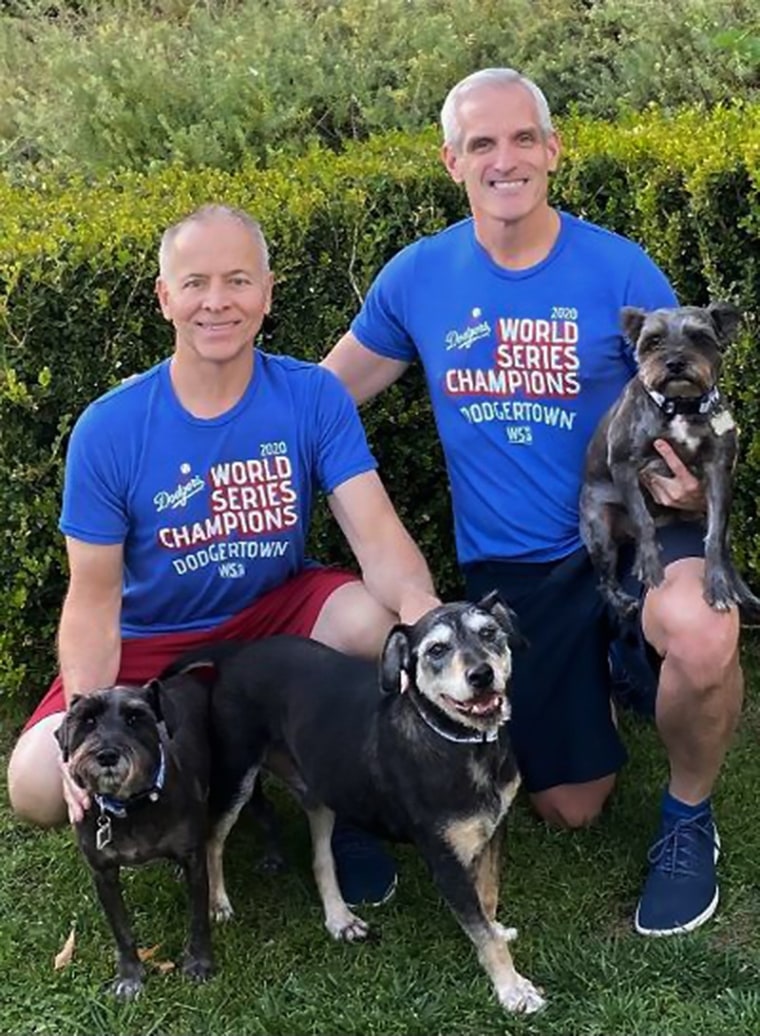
[
  {"left": 444, "top": 814, "right": 493, "bottom": 869},
  {"left": 207, "top": 765, "right": 260, "bottom": 922},
  {"left": 475, "top": 931, "right": 546, "bottom": 1014},
  {"left": 475, "top": 827, "right": 518, "bottom": 943},
  {"left": 306, "top": 805, "right": 369, "bottom": 942}
]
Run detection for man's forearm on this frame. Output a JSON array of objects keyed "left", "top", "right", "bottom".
[
  {"left": 361, "top": 536, "right": 439, "bottom": 625},
  {"left": 57, "top": 597, "right": 121, "bottom": 704}
]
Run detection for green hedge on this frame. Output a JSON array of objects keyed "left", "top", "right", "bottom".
[{"left": 1, "top": 104, "right": 759, "bottom": 710}]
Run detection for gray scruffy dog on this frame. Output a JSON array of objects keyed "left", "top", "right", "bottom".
[
  {"left": 55, "top": 673, "right": 213, "bottom": 999},
  {"left": 579, "top": 301, "right": 760, "bottom": 622}
]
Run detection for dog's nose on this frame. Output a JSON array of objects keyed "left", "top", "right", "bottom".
[
  {"left": 665, "top": 356, "right": 687, "bottom": 375},
  {"left": 96, "top": 748, "right": 120, "bottom": 768},
  {"left": 466, "top": 663, "right": 494, "bottom": 690}
]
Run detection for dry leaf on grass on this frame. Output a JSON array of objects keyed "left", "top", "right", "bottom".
[
  {"left": 138, "top": 944, "right": 175, "bottom": 973},
  {"left": 53, "top": 925, "right": 76, "bottom": 971}
]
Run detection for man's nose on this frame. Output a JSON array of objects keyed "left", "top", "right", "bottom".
[
  {"left": 492, "top": 139, "right": 518, "bottom": 169},
  {"left": 201, "top": 284, "right": 230, "bottom": 310}
]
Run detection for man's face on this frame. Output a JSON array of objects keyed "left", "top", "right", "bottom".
[
  {"left": 441, "top": 82, "right": 560, "bottom": 231},
  {"left": 155, "top": 216, "right": 273, "bottom": 369}
]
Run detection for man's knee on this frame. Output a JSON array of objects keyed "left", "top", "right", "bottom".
[
  {"left": 530, "top": 774, "right": 616, "bottom": 829},
  {"left": 311, "top": 581, "right": 396, "bottom": 658},
  {"left": 7, "top": 715, "right": 67, "bottom": 828}
]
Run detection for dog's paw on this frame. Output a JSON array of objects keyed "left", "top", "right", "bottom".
[
  {"left": 111, "top": 973, "right": 145, "bottom": 1000},
  {"left": 492, "top": 921, "right": 518, "bottom": 943},
  {"left": 611, "top": 591, "right": 640, "bottom": 621},
  {"left": 325, "top": 909, "right": 371, "bottom": 943},
  {"left": 210, "top": 898, "right": 234, "bottom": 923},
  {"left": 704, "top": 571, "right": 739, "bottom": 612},
  {"left": 498, "top": 972, "right": 546, "bottom": 1014},
  {"left": 182, "top": 954, "right": 213, "bottom": 983},
  {"left": 634, "top": 551, "right": 664, "bottom": 590}
]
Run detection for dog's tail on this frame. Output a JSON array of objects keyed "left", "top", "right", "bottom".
[{"left": 159, "top": 641, "right": 248, "bottom": 680}]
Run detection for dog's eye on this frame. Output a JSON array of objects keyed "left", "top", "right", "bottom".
[
  {"left": 480, "top": 625, "right": 498, "bottom": 641},
  {"left": 82, "top": 715, "right": 96, "bottom": 729},
  {"left": 427, "top": 642, "right": 450, "bottom": 660},
  {"left": 645, "top": 333, "right": 662, "bottom": 348},
  {"left": 123, "top": 709, "right": 141, "bottom": 727}
]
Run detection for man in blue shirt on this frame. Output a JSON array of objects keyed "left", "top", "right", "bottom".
[
  {"left": 9, "top": 204, "right": 439, "bottom": 908},
  {"left": 323, "top": 68, "right": 743, "bottom": 936}
]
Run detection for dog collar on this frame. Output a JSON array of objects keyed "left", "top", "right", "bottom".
[
  {"left": 408, "top": 687, "right": 500, "bottom": 744},
  {"left": 645, "top": 385, "right": 721, "bottom": 418},
  {"left": 93, "top": 745, "right": 166, "bottom": 821}
]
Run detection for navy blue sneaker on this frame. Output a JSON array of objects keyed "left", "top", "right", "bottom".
[
  {"left": 634, "top": 808, "right": 720, "bottom": 936},
  {"left": 332, "top": 822, "right": 398, "bottom": 908}
]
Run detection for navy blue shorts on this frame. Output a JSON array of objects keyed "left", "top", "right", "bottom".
[{"left": 463, "top": 523, "right": 706, "bottom": 793}]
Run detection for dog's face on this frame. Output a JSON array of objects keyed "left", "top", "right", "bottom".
[
  {"left": 55, "top": 683, "right": 163, "bottom": 800},
  {"left": 621, "top": 302, "right": 741, "bottom": 399},
  {"left": 381, "top": 592, "right": 522, "bottom": 733}
]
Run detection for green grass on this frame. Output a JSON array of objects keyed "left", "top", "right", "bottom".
[{"left": 3, "top": 638, "right": 760, "bottom": 1035}]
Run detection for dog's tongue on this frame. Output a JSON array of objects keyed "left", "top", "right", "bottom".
[{"left": 462, "top": 693, "right": 501, "bottom": 716}]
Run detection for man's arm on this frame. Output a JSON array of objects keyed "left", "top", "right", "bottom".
[
  {"left": 328, "top": 470, "right": 439, "bottom": 624},
  {"left": 58, "top": 537, "right": 123, "bottom": 704},
  {"left": 322, "top": 332, "right": 410, "bottom": 405}
]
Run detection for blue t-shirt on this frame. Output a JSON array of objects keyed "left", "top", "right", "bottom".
[
  {"left": 351, "top": 212, "right": 677, "bottom": 564},
  {"left": 60, "top": 352, "right": 376, "bottom": 637}
]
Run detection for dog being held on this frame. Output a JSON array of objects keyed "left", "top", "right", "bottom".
[
  {"left": 580, "top": 301, "right": 760, "bottom": 622},
  {"left": 166, "top": 592, "right": 544, "bottom": 1015},
  {"left": 55, "top": 673, "right": 213, "bottom": 999}
]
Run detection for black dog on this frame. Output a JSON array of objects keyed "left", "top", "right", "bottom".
[
  {"left": 580, "top": 302, "right": 760, "bottom": 621},
  {"left": 169, "top": 593, "right": 545, "bottom": 1015},
  {"left": 55, "top": 674, "right": 213, "bottom": 999}
]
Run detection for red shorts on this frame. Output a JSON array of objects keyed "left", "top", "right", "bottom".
[{"left": 23, "top": 566, "right": 357, "bottom": 732}]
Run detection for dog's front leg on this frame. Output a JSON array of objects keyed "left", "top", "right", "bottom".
[
  {"left": 612, "top": 461, "right": 664, "bottom": 589},
  {"left": 580, "top": 483, "right": 639, "bottom": 618},
  {"left": 702, "top": 457, "right": 739, "bottom": 611},
  {"left": 305, "top": 804, "right": 370, "bottom": 942},
  {"left": 426, "top": 846, "right": 544, "bottom": 1014},
  {"left": 92, "top": 865, "right": 145, "bottom": 999},
  {"left": 180, "top": 847, "right": 214, "bottom": 983},
  {"left": 474, "top": 833, "right": 518, "bottom": 944}
]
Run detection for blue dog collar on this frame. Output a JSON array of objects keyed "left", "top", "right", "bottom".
[
  {"left": 646, "top": 385, "right": 721, "bottom": 418},
  {"left": 94, "top": 745, "right": 166, "bottom": 819}
]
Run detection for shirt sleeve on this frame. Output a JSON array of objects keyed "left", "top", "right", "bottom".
[
  {"left": 350, "top": 244, "right": 419, "bottom": 362},
  {"left": 312, "top": 368, "right": 378, "bottom": 494},
  {"left": 59, "top": 402, "right": 129, "bottom": 544}
]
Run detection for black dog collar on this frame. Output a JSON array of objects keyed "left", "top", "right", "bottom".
[
  {"left": 408, "top": 687, "right": 500, "bottom": 744},
  {"left": 645, "top": 385, "right": 721, "bottom": 418}
]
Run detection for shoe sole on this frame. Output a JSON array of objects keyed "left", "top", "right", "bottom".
[
  {"left": 634, "top": 829, "right": 721, "bottom": 937},
  {"left": 345, "top": 873, "right": 398, "bottom": 910}
]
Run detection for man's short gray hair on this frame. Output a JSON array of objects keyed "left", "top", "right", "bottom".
[
  {"left": 158, "top": 204, "right": 270, "bottom": 278},
  {"left": 440, "top": 68, "right": 554, "bottom": 150}
]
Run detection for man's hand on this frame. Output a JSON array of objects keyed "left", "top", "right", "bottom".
[
  {"left": 60, "top": 757, "right": 90, "bottom": 825},
  {"left": 641, "top": 439, "right": 706, "bottom": 512}
]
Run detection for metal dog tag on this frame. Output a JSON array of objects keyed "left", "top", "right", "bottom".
[{"left": 96, "top": 813, "right": 113, "bottom": 851}]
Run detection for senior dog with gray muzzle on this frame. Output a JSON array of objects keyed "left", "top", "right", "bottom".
[
  {"left": 580, "top": 301, "right": 760, "bottom": 622},
  {"left": 164, "top": 591, "right": 545, "bottom": 1015},
  {"left": 55, "top": 672, "right": 213, "bottom": 999}
]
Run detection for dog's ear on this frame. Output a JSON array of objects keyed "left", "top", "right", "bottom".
[
  {"left": 140, "top": 679, "right": 164, "bottom": 723},
  {"left": 620, "top": 306, "right": 647, "bottom": 345},
  {"left": 380, "top": 625, "right": 412, "bottom": 695},
  {"left": 478, "top": 590, "right": 528, "bottom": 649},
  {"left": 54, "top": 694, "right": 85, "bottom": 762},
  {"left": 707, "top": 301, "right": 742, "bottom": 346}
]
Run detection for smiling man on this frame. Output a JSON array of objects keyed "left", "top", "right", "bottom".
[
  {"left": 323, "top": 69, "right": 744, "bottom": 938},
  {"left": 8, "top": 205, "right": 439, "bottom": 909}
]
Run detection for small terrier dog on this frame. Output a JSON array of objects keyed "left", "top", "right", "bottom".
[
  {"left": 55, "top": 675, "right": 213, "bottom": 999},
  {"left": 580, "top": 301, "right": 760, "bottom": 621}
]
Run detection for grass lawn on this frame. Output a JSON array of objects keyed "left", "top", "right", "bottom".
[{"left": 3, "top": 636, "right": 760, "bottom": 1036}]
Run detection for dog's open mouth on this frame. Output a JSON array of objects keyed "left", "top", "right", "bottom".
[{"left": 444, "top": 691, "right": 504, "bottom": 718}]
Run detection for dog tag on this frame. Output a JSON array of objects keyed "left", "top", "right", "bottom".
[{"left": 96, "top": 813, "right": 113, "bottom": 851}]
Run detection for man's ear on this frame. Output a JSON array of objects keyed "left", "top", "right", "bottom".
[
  {"left": 441, "top": 142, "right": 464, "bottom": 184},
  {"left": 380, "top": 626, "right": 412, "bottom": 695},
  {"left": 155, "top": 276, "right": 172, "bottom": 321}
]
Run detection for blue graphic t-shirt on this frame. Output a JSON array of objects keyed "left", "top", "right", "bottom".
[
  {"left": 60, "top": 352, "right": 376, "bottom": 636},
  {"left": 351, "top": 212, "right": 677, "bottom": 564}
]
